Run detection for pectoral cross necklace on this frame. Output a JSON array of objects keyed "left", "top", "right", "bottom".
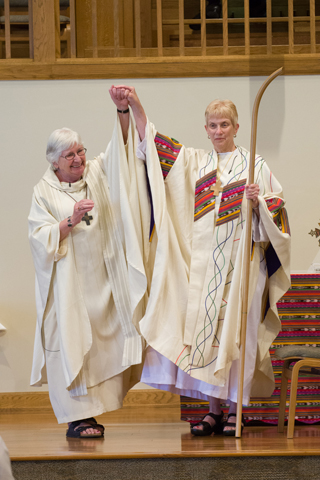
[
  {"left": 210, "top": 151, "right": 235, "bottom": 197},
  {"left": 81, "top": 212, "right": 93, "bottom": 225},
  {"left": 63, "top": 186, "right": 93, "bottom": 225}
]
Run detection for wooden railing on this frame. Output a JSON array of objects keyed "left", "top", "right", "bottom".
[{"left": 0, "top": 0, "right": 319, "bottom": 80}]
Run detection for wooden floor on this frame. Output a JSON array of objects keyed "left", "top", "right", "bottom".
[{"left": 2, "top": 404, "right": 320, "bottom": 462}]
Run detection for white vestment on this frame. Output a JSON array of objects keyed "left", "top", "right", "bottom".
[
  {"left": 138, "top": 121, "right": 291, "bottom": 404},
  {"left": 0, "top": 437, "right": 15, "bottom": 480},
  {"left": 28, "top": 118, "right": 147, "bottom": 423}
]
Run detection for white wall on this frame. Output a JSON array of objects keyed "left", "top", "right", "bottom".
[{"left": 1, "top": 75, "right": 319, "bottom": 392}]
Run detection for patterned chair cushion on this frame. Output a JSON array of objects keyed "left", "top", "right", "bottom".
[{"left": 275, "top": 345, "right": 320, "bottom": 359}]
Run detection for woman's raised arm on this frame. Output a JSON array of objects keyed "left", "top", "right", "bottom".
[{"left": 109, "top": 85, "right": 147, "bottom": 141}]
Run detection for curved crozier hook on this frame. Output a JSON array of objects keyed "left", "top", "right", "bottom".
[{"left": 248, "top": 67, "right": 283, "bottom": 184}]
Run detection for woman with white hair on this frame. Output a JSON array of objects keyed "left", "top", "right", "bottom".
[
  {"left": 28, "top": 117, "right": 145, "bottom": 438},
  {"left": 109, "top": 85, "right": 291, "bottom": 437}
]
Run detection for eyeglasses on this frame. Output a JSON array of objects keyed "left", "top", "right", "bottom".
[{"left": 60, "top": 147, "right": 87, "bottom": 161}]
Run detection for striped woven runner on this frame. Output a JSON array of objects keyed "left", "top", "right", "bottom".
[{"left": 181, "top": 273, "right": 320, "bottom": 425}]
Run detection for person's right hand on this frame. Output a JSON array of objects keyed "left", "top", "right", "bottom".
[
  {"left": 110, "top": 85, "right": 146, "bottom": 140},
  {"left": 125, "top": 86, "right": 141, "bottom": 109},
  {"left": 109, "top": 85, "right": 130, "bottom": 110},
  {"left": 109, "top": 85, "right": 142, "bottom": 110},
  {"left": 71, "top": 199, "right": 94, "bottom": 226}
]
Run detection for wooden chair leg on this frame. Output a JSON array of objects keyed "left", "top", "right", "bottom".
[
  {"left": 278, "top": 360, "right": 290, "bottom": 433},
  {"left": 287, "top": 360, "right": 301, "bottom": 439}
]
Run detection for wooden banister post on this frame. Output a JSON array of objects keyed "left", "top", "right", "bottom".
[
  {"left": 4, "top": 0, "right": 11, "bottom": 59},
  {"left": 69, "top": 0, "right": 76, "bottom": 58},
  {"left": 54, "top": 0, "right": 61, "bottom": 58},
  {"left": 32, "top": 0, "right": 55, "bottom": 62},
  {"left": 28, "top": 0, "right": 34, "bottom": 58}
]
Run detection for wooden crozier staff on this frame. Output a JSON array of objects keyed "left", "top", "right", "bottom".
[{"left": 236, "top": 67, "right": 283, "bottom": 438}]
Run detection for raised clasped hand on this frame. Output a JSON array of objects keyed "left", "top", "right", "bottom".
[
  {"left": 109, "top": 85, "right": 130, "bottom": 110},
  {"left": 109, "top": 85, "right": 140, "bottom": 110}
]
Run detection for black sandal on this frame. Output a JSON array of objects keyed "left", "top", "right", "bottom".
[
  {"left": 190, "top": 412, "right": 224, "bottom": 436},
  {"left": 66, "top": 417, "right": 105, "bottom": 438},
  {"left": 223, "top": 413, "right": 245, "bottom": 436}
]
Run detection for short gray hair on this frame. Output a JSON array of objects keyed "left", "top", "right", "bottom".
[
  {"left": 46, "top": 128, "right": 83, "bottom": 166},
  {"left": 205, "top": 100, "right": 238, "bottom": 128}
]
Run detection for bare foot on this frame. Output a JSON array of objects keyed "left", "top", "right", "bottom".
[
  {"left": 73, "top": 422, "right": 102, "bottom": 436},
  {"left": 223, "top": 414, "right": 236, "bottom": 433},
  {"left": 67, "top": 419, "right": 104, "bottom": 437},
  {"left": 223, "top": 414, "right": 244, "bottom": 435}
]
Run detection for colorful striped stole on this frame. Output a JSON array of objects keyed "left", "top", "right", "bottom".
[
  {"left": 273, "top": 207, "right": 290, "bottom": 235},
  {"left": 216, "top": 179, "right": 247, "bottom": 226},
  {"left": 266, "top": 198, "right": 290, "bottom": 235},
  {"left": 194, "top": 170, "right": 217, "bottom": 222},
  {"left": 154, "top": 133, "right": 182, "bottom": 179},
  {"left": 266, "top": 197, "right": 285, "bottom": 215},
  {"left": 194, "top": 176, "right": 246, "bottom": 224}
]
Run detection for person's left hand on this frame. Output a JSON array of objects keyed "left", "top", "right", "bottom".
[
  {"left": 245, "top": 183, "right": 260, "bottom": 209},
  {"left": 109, "top": 85, "right": 130, "bottom": 110}
]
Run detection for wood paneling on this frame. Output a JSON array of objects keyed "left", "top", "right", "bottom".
[
  {"left": 0, "top": 389, "right": 179, "bottom": 413},
  {"left": 0, "top": 0, "right": 319, "bottom": 79},
  {"left": 0, "top": 54, "right": 320, "bottom": 80},
  {"left": 123, "top": 0, "right": 134, "bottom": 48}
]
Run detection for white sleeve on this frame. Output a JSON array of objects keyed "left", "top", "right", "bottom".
[
  {"left": 0, "top": 437, "right": 16, "bottom": 480},
  {"left": 252, "top": 207, "right": 269, "bottom": 242},
  {"left": 136, "top": 123, "right": 148, "bottom": 161},
  {"left": 136, "top": 136, "right": 147, "bottom": 161}
]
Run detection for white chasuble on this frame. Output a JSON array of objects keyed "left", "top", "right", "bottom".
[
  {"left": 29, "top": 117, "right": 146, "bottom": 404},
  {"left": 139, "top": 119, "right": 291, "bottom": 399}
]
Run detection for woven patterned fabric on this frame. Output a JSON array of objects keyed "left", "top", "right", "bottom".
[
  {"left": 215, "top": 179, "right": 246, "bottom": 226},
  {"left": 154, "top": 133, "right": 182, "bottom": 179},
  {"left": 275, "top": 208, "right": 291, "bottom": 235},
  {"left": 194, "top": 170, "right": 217, "bottom": 222},
  {"left": 266, "top": 197, "right": 285, "bottom": 215},
  {"left": 181, "top": 273, "right": 320, "bottom": 425}
]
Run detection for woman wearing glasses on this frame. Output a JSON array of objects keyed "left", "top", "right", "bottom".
[{"left": 28, "top": 125, "right": 145, "bottom": 438}]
